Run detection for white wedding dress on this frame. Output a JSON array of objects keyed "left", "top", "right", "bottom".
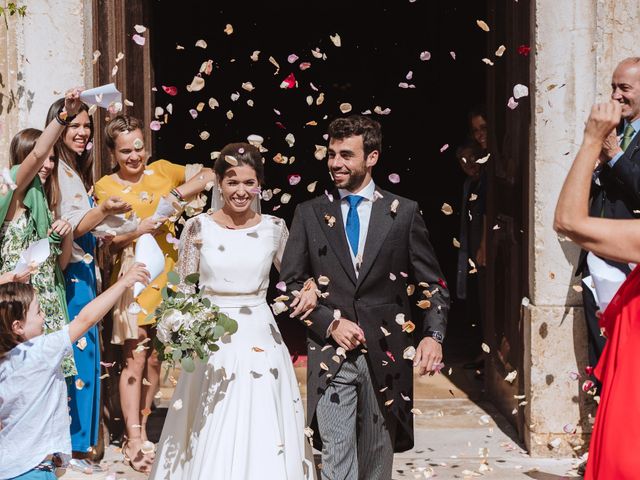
[{"left": 150, "top": 214, "right": 314, "bottom": 480}]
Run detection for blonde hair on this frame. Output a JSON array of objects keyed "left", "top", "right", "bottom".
[{"left": 0, "top": 282, "right": 35, "bottom": 359}]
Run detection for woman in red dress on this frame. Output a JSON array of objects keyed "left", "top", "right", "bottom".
[{"left": 555, "top": 101, "right": 640, "bottom": 479}]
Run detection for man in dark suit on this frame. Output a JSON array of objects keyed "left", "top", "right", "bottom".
[
  {"left": 280, "top": 115, "right": 449, "bottom": 479},
  {"left": 578, "top": 57, "right": 640, "bottom": 381}
]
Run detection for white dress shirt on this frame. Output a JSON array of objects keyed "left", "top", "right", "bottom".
[{"left": 338, "top": 179, "right": 376, "bottom": 275}]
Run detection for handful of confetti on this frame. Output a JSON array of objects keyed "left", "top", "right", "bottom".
[{"left": 153, "top": 270, "right": 238, "bottom": 372}]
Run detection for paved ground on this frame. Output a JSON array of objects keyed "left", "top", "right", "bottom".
[{"left": 61, "top": 362, "right": 582, "bottom": 479}]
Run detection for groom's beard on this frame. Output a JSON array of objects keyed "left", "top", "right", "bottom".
[{"left": 331, "top": 167, "right": 367, "bottom": 191}]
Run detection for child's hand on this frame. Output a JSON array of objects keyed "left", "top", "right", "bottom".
[
  {"left": 49, "top": 219, "right": 72, "bottom": 237},
  {"left": 121, "top": 262, "right": 150, "bottom": 288}
]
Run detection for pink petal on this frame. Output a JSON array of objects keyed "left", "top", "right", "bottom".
[
  {"left": 419, "top": 51, "right": 431, "bottom": 61},
  {"left": 385, "top": 351, "right": 396, "bottom": 362},
  {"left": 85, "top": 141, "right": 93, "bottom": 151},
  {"left": 388, "top": 173, "right": 401, "bottom": 184},
  {"left": 189, "top": 109, "right": 198, "bottom": 119},
  {"left": 287, "top": 54, "right": 299, "bottom": 63},
  {"left": 288, "top": 174, "right": 302, "bottom": 186},
  {"left": 132, "top": 34, "right": 146, "bottom": 46},
  {"left": 149, "top": 120, "right": 162, "bottom": 131},
  {"left": 507, "top": 96, "right": 519, "bottom": 109},
  {"left": 440, "top": 144, "right": 449, "bottom": 153},
  {"left": 299, "top": 62, "right": 312, "bottom": 71},
  {"left": 275, "top": 281, "right": 287, "bottom": 292}
]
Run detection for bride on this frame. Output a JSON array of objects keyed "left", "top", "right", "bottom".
[{"left": 150, "top": 142, "right": 317, "bottom": 479}]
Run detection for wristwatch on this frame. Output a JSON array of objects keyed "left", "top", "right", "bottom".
[{"left": 429, "top": 330, "right": 444, "bottom": 344}]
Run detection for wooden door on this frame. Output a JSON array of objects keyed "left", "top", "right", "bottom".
[
  {"left": 92, "top": 0, "right": 154, "bottom": 179},
  {"left": 484, "top": 0, "right": 531, "bottom": 437}
]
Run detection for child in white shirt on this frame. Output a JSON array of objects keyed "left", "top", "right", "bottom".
[{"left": 0, "top": 263, "right": 149, "bottom": 479}]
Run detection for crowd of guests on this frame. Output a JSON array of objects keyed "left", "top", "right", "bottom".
[
  {"left": 0, "top": 87, "right": 216, "bottom": 477},
  {"left": 3, "top": 56, "right": 640, "bottom": 480}
]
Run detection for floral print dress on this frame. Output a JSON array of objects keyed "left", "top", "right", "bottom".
[{"left": 0, "top": 211, "right": 76, "bottom": 376}]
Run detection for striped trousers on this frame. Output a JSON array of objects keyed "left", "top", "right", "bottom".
[{"left": 316, "top": 353, "right": 397, "bottom": 480}]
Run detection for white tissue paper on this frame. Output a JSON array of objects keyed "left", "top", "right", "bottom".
[
  {"left": 133, "top": 234, "right": 165, "bottom": 297},
  {"left": 585, "top": 252, "right": 628, "bottom": 312},
  {"left": 80, "top": 83, "right": 122, "bottom": 109},
  {"left": 12, "top": 239, "right": 50, "bottom": 275}
]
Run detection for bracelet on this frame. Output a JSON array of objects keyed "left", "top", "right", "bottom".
[
  {"left": 55, "top": 110, "right": 77, "bottom": 126},
  {"left": 170, "top": 188, "right": 185, "bottom": 201}
]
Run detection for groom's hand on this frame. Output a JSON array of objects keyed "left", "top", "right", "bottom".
[
  {"left": 414, "top": 337, "right": 443, "bottom": 376},
  {"left": 330, "top": 318, "right": 366, "bottom": 351}
]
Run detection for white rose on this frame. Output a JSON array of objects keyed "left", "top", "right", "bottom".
[
  {"left": 161, "top": 309, "right": 186, "bottom": 333},
  {"left": 156, "top": 321, "right": 172, "bottom": 344},
  {"left": 182, "top": 312, "right": 195, "bottom": 330}
]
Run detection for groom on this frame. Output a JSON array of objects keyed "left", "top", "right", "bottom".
[{"left": 280, "top": 115, "right": 450, "bottom": 479}]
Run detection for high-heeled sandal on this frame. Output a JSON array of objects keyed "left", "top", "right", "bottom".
[{"left": 122, "top": 439, "right": 155, "bottom": 473}]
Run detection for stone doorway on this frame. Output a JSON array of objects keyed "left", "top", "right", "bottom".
[{"left": 92, "top": 0, "right": 533, "bottom": 447}]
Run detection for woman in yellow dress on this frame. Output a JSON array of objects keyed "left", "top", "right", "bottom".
[{"left": 95, "top": 114, "right": 214, "bottom": 473}]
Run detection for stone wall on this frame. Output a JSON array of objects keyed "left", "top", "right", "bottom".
[
  {"left": 527, "top": 0, "right": 640, "bottom": 456},
  {"left": 0, "top": 0, "right": 93, "bottom": 168}
]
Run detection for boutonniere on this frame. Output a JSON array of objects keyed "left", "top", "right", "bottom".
[
  {"left": 390, "top": 199, "right": 399, "bottom": 215},
  {"left": 324, "top": 214, "right": 336, "bottom": 227}
]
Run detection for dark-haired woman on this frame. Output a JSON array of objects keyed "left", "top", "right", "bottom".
[
  {"left": 0, "top": 89, "right": 81, "bottom": 378},
  {"left": 45, "top": 98, "right": 132, "bottom": 473},
  {"left": 94, "top": 114, "right": 214, "bottom": 473},
  {"left": 150, "top": 142, "right": 317, "bottom": 480}
]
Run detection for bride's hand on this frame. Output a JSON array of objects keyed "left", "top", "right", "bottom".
[{"left": 289, "top": 279, "right": 318, "bottom": 319}]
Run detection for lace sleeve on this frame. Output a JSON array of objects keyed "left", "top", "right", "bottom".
[
  {"left": 272, "top": 217, "right": 289, "bottom": 272},
  {"left": 177, "top": 216, "right": 202, "bottom": 294}
]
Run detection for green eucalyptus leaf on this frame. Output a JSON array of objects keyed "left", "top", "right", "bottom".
[
  {"left": 167, "top": 271, "right": 180, "bottom": 285},
  {"left": 185, "top": 272, "right": 200, "bottom": 285},
  {"left": 181, "top": 356, "right": 195, "bottom": 373}
]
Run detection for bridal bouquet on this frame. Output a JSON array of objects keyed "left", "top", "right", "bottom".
[{"left": 153, "top": 271, "right": 238, "bottom": 372}]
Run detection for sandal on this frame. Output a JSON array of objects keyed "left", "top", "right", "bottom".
[
  {"left": 122, "top": 439, "right": 155, "bottom": 473},
  {"left": 69, "top": 458, "right": 106, "bottom": 474}
]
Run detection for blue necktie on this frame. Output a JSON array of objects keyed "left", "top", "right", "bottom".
[{"left": 345, "top": 195, "right": 364, "bottom": 256}]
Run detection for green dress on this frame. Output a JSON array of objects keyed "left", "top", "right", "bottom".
[{"left": 0, "top": 203, "right": 76, "bottom": 377}]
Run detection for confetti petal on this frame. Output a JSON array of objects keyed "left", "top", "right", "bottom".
[
  {"left": 162, "top": 85, "right": 178, "bottom": 96},
  {"left": 419, "top": 51, "right": 431, "bottom": 61},
  {"left": 132, "top": 34, "right": 145, "bottom": 46},
  {"left": 441, "top": 203, "right": 453, "bottom": 215},
  {"left": 288, "top": 174, "right": 301, "bottom": 185},
  {"left": 388, "top": 173, "right": 400, "bottom": 184},
  {"left": 339, "top": 103, "right": 352, "bottom": 113},
  {"left": 476, "top": 19, "right": 490, "bottom": 32}
]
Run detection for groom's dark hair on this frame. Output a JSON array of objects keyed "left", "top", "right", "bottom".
[
  {"left": 215, "top": 142, "right": 265, "bottom": 184},
  {"left": 327, "top": 115, "right": 382, "bottom": 158}
]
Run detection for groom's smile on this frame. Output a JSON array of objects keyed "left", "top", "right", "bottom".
[{"left": 328, "top": 135, "right": 377, "bottom": 192}]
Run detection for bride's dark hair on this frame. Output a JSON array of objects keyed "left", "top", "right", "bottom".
[{"left": 214, "top": 142, "right": 265, "bottom": 184}]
